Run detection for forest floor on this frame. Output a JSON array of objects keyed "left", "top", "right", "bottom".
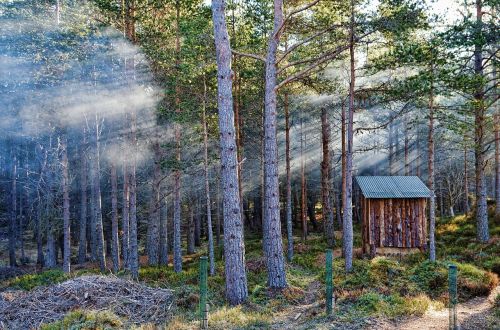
[{"left": 1, "top": 210, "right": 499, "bottom": 329}]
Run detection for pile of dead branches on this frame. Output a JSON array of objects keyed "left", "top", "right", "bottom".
[{"left": 0, "top": 275, "right": 175, "bottom": 329}]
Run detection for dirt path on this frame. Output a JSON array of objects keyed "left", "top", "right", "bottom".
[
  {"left": 271, "top": 285, "right": 499, "bottom": 329},
  {"left": 381, "top": 285, "right": 500, "bottom": 330}
]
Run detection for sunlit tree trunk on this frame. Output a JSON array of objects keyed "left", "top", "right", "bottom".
[
  {"left": 91, "top": 115, "right": 106, "bottom": 272},
  {"left": 211, "top": 0, "right": 248, "bottom": 304},
  {"left": 343, "top": 0, "right": 355, "bottom": 272}
]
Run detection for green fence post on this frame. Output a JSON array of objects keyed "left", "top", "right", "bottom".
[
  {"left": 326, "top": 249, "right": 333, "bottom": 315},
  {"left": 448, "top": 264, "right": 458, "bottom": 330},
  {"left": 199, "top": 256, "right": 208, "bottom": 329}
]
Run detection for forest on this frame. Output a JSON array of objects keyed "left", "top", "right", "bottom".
[{"left": 0, "top": 0, "right": 499, "bottom": 329}]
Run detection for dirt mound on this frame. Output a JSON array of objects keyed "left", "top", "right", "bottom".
[{"left": 0, "top": 275, "right": 175, "bottom": 329}]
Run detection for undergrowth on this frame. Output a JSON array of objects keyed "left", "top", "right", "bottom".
[{"left": 3, "top": 211, "right": 499, "bottom": 329}]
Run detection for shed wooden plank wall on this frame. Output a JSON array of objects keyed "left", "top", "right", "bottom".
[{"left": 362, "top": 197, "right": 427, "bottom": 254}]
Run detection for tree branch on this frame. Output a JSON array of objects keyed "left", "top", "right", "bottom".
[
  {"left": 276, "top": 23, "right": 345, "bottom": 64},
  {"left": 231, "top": 49, "right": 266, "bottom": 62},
  {"left": 276, "top": 44, "right": 350, "bottom": 89},
  {"left": 275, "top": 0, "right": 322, "bottom": 37}
]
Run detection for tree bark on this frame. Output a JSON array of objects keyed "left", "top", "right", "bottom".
[
  {"left": 464, "top": 142, "right": 470, "bottom": 216},
  {"left": 202, "top": 74, "right": 216, "bottom": 275},
  {"left": 78, "top": 130, "right": 88, "bottom": 264},
  {"left": 211, "top": 0, "right": 248, "bottom": 304},
  {"left": 9, "top": 149, "right": 17, "bottom": 267},
  {"left": 147, "top": 141, "right": 161, "bottom": 265},
  {"left": 322, "top": 107, "right": 334, "bottom": 247},
  {"left": 301, "top": 114, "right": 307, "bottom": 241},
  {"left": 129, "top": 113, "right": 139, "bottom": 279},
  {"left": 172, "top": 0, "right": 183, "bottom": 273},
  {"left": 61, "top": 135, "right": 71, "bottom": 273},
  {"left": 473, "top": 0, "right": 489, "bottom": 242},
  {"left": 111, "top": 163, "right": 120, "bottom": 273},
  {"left": 122, "top": 159, "right": 130, "bottom": 269},
  {"left": 159, "top": 192, "right": 169, "bottom": 266},
  {"left": 284, "top": 91, "right": 293, "bottom": 261},
  {"left": 91, "top": 115, "right": 106, "bottom": 272},
  {"left": 428, "top": 67, "right": 437, "bottom": 262},
  {"left": 343, "top": 0, "right": 355, "bottom": 273},
  {"left": 187, "top": 205, "right": 196, "bottom": 254}
]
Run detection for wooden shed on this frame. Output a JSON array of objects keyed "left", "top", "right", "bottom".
[{"left": 355, "top": 176, "right": 432, "bottom": 256}]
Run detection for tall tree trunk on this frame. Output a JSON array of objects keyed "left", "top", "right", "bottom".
[
  {"left": 147, "top": 141, "right": 161, "bottom": 265},
  {"left": 187, "top": 205, "right": 195, "bottom": 254},
  {"left": 388, "top": 122, "right": 394, "bottom": 175},
  {"left": 301, "top": 114, "right": 307, "bottom": 241},
  {"left": 172, "top": 0, "right": 183, "bottom": 273},
  {"left": 111, "top": 163, "right": 120, "bottom": 273},
  {"left": 36, "top": 146, "right": 47, "bottom": 267},
  {"left": 9, "top": 149, "right": 17, "bottom": 267},
  {"left": 341, "top": 101, "right": 346, "bottom": 228},
  {"left": 474, "top": 0, "right": 489, "bottom": 242},
  {"left": 129, "top": 113, "right": 139, "bottom": 279},
  {"left": 343, "top": 0, "right": 355, "bottom": 273},
  {"left": 194, "top": 204, "right": 201, "bottom": 247},
  {"left": 122, "top": 159, "right": 130, "bottom": 269},
  {"left": 78, "top": 131, "right": 88, "bottom": 264},
  {"left": 211, "top": 0, "right": 248, "bottom": 304},
  {"left": 464, "top": 142, "right": 470, "bottom": 216},
  {"left": 159, "top": 192, "right": 169, "bottom": 266},
  {"left": 92, "top": 116, "right": 106, "bottom": 272},
  {"left": 284, "top": 91, "right": 293, "bottom": 261},
  {"left": 322, "top": 107, "right": 334, "bottom": 247},
  {"left": 261, "top": 0, "right": 287, "bottom": 289},
  {"left": 61, "top": 135, "right": 71, "bottom": 273},
  {"left": 428, "top": 67, "right": 437, "bottom": 262},
  {"left": 404, "top": 119, "right": 410, "bottom": 176},
  {"left": 494, "top": 79, "right": 500, "bottom": 219},
  {"left": 202, "top": 75, "right": 216, "bottom": 275},
  {"left": 45, "top": 138, "right": 57, "bottom": 268}
]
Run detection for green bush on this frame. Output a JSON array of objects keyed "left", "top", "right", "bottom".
[{"left": 410, "top": 260, "right": 448, "bottom": 299}]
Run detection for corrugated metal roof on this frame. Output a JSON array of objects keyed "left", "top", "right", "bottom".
[{"left": 355, "top": 176, "right": 432, "bottom": 199}]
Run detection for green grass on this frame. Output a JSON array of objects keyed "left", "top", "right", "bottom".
[
  {"left": 7, "top": 269, "right": 69, "bottom": 291},
  {"left": 40, "top": 310, "right": 123, "bottom": 330},
  {"left": 2, "top": 211, "right": 499, "bottom": 329}
]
